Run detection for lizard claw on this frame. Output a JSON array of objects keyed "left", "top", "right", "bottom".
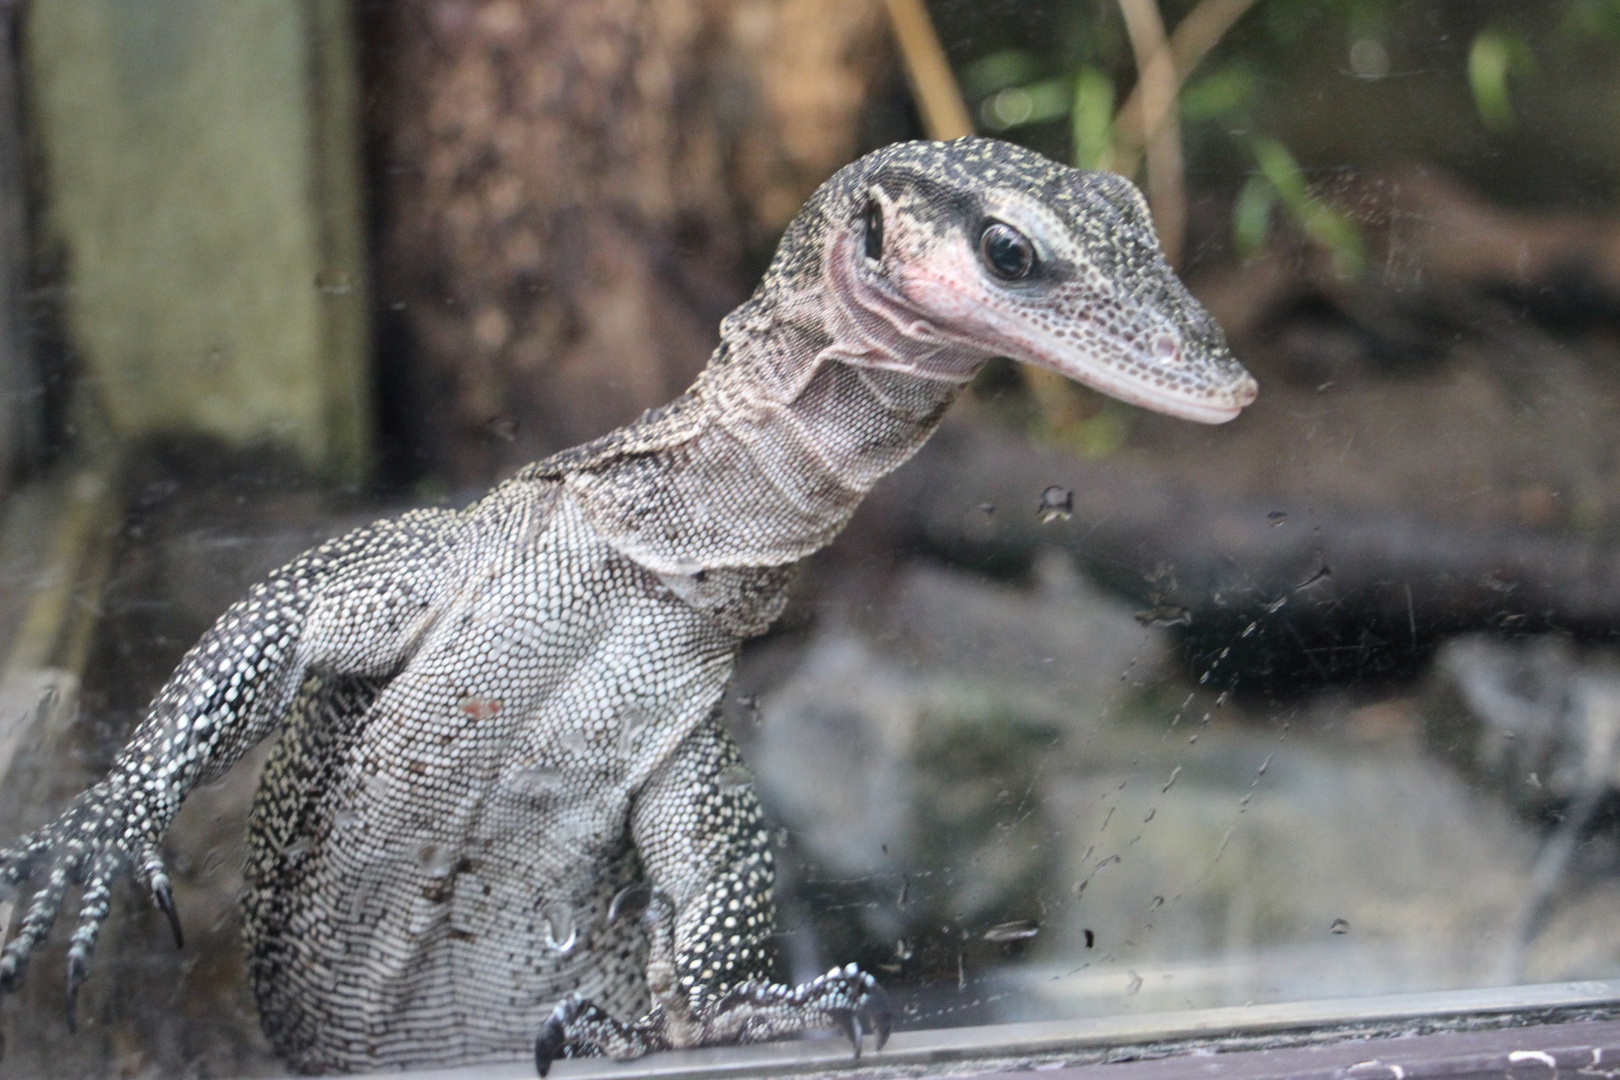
[
  {"left": 65, "top": 952, "right": 86, "bottom": 1033},
  {"left": 151, "top": 874, "right": 183, "bottom": 949},
  {"left": 864, "top": 978, "right": 893, "bottom": 1050},
  {"left": 828, "top": 965, "right": 890, "bottom": 1058},
  {"left": 533, "top": 992, "right": 665, "bottom": 1074},
  {"left": 833, "top": 1007, "right": 864, "bottom": 1059},
  {"left": 534, "top": 1001, "right": 570, "bottom": 1077}
]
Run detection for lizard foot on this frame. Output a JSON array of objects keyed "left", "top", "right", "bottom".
[
  {"left": 532, "top": 964, "right": 891, "bottom": 1077},
  {"left": 534, "top": 994, "right": 668, "bottom": 1076},
  {"left": 703, "top": 963, "right": 893, "bottom": 1054},
  {"left": 0, "top": 779, "right": 180, "bottom": 1041}
]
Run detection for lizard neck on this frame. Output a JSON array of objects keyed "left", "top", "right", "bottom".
[{"left": 552, "top": 227, "right": 987, "bottom": 578}]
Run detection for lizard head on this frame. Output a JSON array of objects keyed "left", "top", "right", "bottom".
[{"left": 810, "top": 137, "right": 1257, "bottom": 424}]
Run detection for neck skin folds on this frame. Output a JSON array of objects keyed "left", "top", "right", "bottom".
[{"left": 559, "top": 218, "right": 991, "bottom": 577}]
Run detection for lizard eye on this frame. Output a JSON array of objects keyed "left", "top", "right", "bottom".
[
  {"left": 863, "top": 199, "right": 884, "bottom": 262},
  {"left": 980, "top": 221, "right": 1036, "bottom": 281}
]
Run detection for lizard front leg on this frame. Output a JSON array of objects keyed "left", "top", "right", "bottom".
[
  {"left": 534, "top": 714, "right": 890, "bottom": 1075},
  {"left": 0, "top": 510, "right": 461, "bottom": 1034}
]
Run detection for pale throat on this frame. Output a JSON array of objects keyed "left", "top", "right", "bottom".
[
  {"left": 563, "top": 216, "right": 995, "bottom": 579},
  {"left": 708, "top": 220, "right": 989, "bottom": 512}
]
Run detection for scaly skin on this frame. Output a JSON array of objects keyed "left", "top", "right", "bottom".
[{"left": 0, "top": 138, "right": 1255, "bottom": 1073}]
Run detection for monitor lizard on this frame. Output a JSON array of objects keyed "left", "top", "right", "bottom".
[{"left": 0, "top": 137, "right": 1256, "bottom": 1074}]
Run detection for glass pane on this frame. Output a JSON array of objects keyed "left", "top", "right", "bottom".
[{"left": 0, "top": 0, "right": 1615, "bottom": 1075}]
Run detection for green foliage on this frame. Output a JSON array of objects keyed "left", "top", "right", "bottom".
[
  {"left": 960, "top": 49, "right": 1040, "bottom": 99},
  {"left": 1232, "top": 174, "right": 1277, "bottom": 259},
  {"left": 1467, "top": 28, "right": 1535, "bottom": 132},
  {"left": 954, "top": 0, "right": 1620, "bottom": 277},
  {"left": 1071, "top": 66, "right": 1116, "bottom": 171},
  {"left": 980, "top": 78, "right": 1072, "bottom": 132},
  {"left": 1241, "top": 137, "right": 1364, "bottom": 278},
  {"left": 1178, "top": 64, "right": 1256, "bottom": 123}
]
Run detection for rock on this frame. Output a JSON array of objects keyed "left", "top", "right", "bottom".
[
  {"left": 745, "top": 553, "right": 1167, "bottom": 980},
  {"left": 1423, "top": 633, "right": 1620, "bottom": 819}
]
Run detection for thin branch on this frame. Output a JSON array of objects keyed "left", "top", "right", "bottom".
[
  {"left": 1111, "top": 0, "right": 1264, "bottom": 176},
  {"left": 881, "top": 0, "right": 974, "bottom": 141},
  {"left": 1112, "top": 0, "right": 1186, "bottom": 266}
]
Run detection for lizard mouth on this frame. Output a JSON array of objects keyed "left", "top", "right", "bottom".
[{"left": 1021, "top": 341, "right": 1260, "bottom": 425}]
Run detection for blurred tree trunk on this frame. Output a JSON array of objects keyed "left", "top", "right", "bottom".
[{"left": 366, "top": 0, "right": 895, "bottom": 485}]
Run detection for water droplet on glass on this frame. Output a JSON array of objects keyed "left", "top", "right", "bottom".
[
  {"left": 200, "top": 845, "right": 230, "bottom": 874},
  {"left": 1267, "top": 510, "right": 1288, "bottom": 526},
  {"left": 1162, "top": 766, "right": 1181, "bottom": 793},
  {"left": 983, "top": 919, "right": 1040, "bottom": 943},
  {"left": 1257, "top": 754, "right": 1273, "bottom": 776},
  {"left": 1265, "top": 595, "right": 1287, "bottom": 614},
  {"left": 895, "top": 938, "right": 914, "bottom": 961},
  {"left": 540, "top": 903, "right": 578, "bottom": 954},
  {"left": 1083, "top": 928, "right": 1096, "bottom": 948},
  {"left": 334, "top": 808, "right": 360, "bottom": 829},
  {"left": 979, "top": 503, "right": 995, "bottom": 517},
  {"left": 283, "top": 838, "right": 311, "bottom": 861},
  {"left": 717, "top": 763, "right": 754, "bottom": 794},
  {"left": 510, "top": 764, "right": 562, "bottom": 798},
  {"left": 314, "top": 268, "right": 353, "bottom": 295},
  {"left": 1330, "top": 918, "right": 1350, "bottom": 935},
  {"left": 560, "top": 727, "right": 588, "bottom": 753},
  {"left": 1348, "top": 38, "right": 1390, "bottom": 80},
  {"left": 1037, "top": 486, "right": 1074, "bottom": 523},
  {"left": 417, "top": 842, "right": 454, "bottom": 878},
  {"left": 668, "top": 559, "right": 705, "bottom": 578},
  {"left": 1240, "top": 621, "right": 1258, "bottom": 638},
  {"left": 619, "top": 707, "right": 652, "bottom": 755},
  {"left": 1296, "top": 565, "right": 1332, "bottom": 590},
  {"left": 1135, "top": 605, "right": 1191, "bottom": 628},
  {"left": 1148, "top": 895, "right": 1164, "bottom": 911},
  {"left": 1126, "top": 970, "right": 1143, "bottom": 995}
]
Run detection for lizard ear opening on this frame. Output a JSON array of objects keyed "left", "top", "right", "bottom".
[{"left": 863, "top": 198, "right": 884, "bottom": 262}]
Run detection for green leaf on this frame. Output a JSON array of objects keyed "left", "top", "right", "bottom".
[
  {"left": 1249, "top": 135, "right": 1309, "bottom": 211},
  {"left": 1072, "top": 67, "right": 1116, "bottom": 171},
  {"left": 961, "top": 50, "right": 1040, "bottom": 99},
  {"left": 1180, "top": 65, "right": 1255, "bottom": 123},
  {"left": 1468, "top": 28, "right": 1534, "bottom": 132},
  {"left": 1241, "top": 137, "right": 1364, "bottom": 277},
  {"left": 980, "top": 78, "right": 1074, "bottom": 132},
  {"left": 1232, "top": 174, "right": 1276, "bottom": 258}
]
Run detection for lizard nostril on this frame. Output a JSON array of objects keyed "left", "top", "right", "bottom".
[{"left": 1151, "top": 335, "right": 1179, "bottom": 362}]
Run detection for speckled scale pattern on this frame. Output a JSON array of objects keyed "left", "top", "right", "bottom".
[
  {"left": 239, "top": 486, "right": 753, "bottom": 1069},
  {"left": 0, "top": 137, "right": 1255, "bottom": 1073}
]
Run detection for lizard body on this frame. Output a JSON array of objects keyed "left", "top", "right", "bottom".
[{"left": 0, "top": 138, "right": 1255, "bottom": 1073}]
